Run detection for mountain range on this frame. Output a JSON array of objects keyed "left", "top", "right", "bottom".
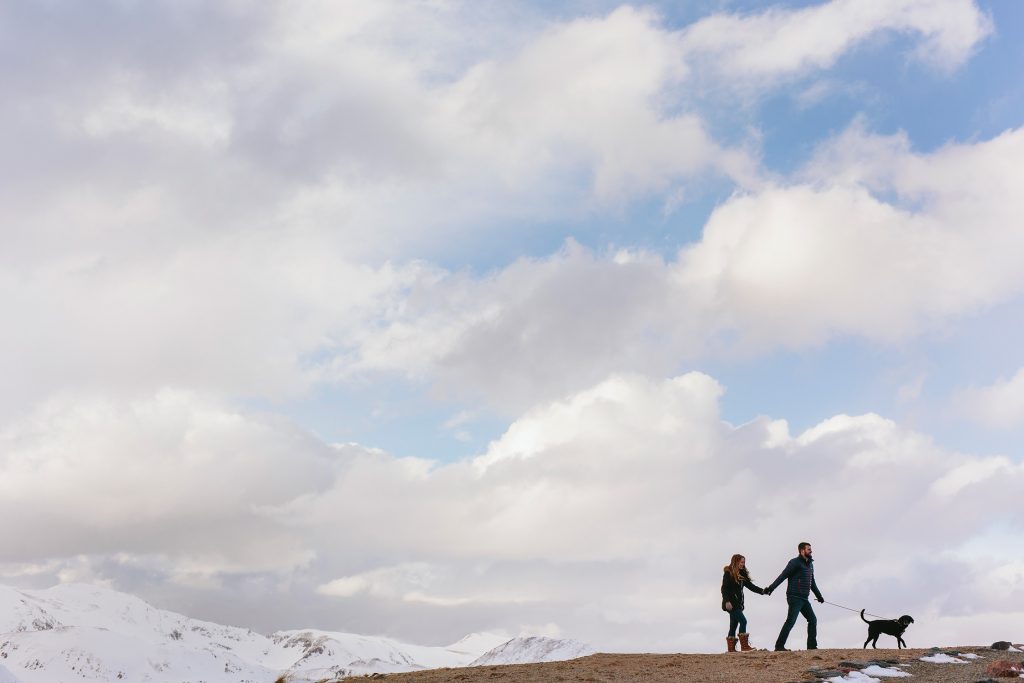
[{"left": 0, "top": 583, "right": 593, "bottom": 682}]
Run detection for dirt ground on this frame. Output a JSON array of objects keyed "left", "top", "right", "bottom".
[{"left": 341, "top": 646, "right": 1018, "bottom": 683}]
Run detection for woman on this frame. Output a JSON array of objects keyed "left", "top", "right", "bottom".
[{"left": 721, "top": 553, "right": 765, "bottom": 652}]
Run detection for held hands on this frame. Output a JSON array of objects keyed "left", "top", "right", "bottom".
[{"left": 764, "top": 587, "right": 773, "bottom": 596}]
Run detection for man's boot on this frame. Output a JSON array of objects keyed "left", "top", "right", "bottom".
[
  {"left": 738, "top": 633, "right": 754, "bottom": 651},
  {"left": 726, "top": 636, "right": 737, "bottom": 652}
]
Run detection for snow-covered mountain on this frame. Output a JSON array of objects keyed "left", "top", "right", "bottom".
[
  {"left": 470, "top": 636, "right": 595, "bottom": 666},
  {"left": 0, "top": 584, "right": 590, "bottom": 682},
  {"left": 266, "top": 628, "right": 510, "bottom": 681}
]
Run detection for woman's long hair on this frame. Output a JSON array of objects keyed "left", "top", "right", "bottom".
[{"left": 724, "top": 554, "right": 751, "bottom": 584}]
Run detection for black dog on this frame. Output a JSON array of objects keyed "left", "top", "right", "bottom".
[{"left": 861, "top": 609, "right": 914, "bottom": 649}]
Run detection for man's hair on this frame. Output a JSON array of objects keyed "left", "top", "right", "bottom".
[{"left": 798, "top": 542, "right": 811, "bottom": 552}]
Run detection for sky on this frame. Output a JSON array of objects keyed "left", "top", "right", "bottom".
[{"left": 2, "top": 0, "right": 1024, "bottom": 654}]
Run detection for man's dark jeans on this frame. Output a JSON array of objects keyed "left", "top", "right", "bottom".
[{"left": 775, "top": 595, "right": 817, "bottom": 650}]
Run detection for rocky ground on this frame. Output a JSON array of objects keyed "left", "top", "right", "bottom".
[{"left": 341, "top": 646, "right": 1024, "bottom": 683}]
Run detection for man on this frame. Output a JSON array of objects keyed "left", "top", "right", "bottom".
[{"left": 765, "top": 541, "right": 824, "bottom": 651}]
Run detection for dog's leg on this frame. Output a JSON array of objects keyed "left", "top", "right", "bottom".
[{"left": 863, "top": 636, "right": 870, "bottom": 649}]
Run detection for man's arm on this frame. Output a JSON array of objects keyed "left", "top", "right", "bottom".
[
  {"left": 766, "top": 558, "right": 798, "bottom": 594},
  {"left": 811, "top": 574, "right": 823, "bottom": 602}
]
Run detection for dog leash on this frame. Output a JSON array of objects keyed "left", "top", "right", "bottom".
[{"left": 822, "top": 600, "right": 891, "bottom": 621}]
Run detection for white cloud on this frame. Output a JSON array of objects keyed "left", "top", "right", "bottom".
[
  {"left": 930, "top": 456, "right": 1014, "bottom": 497},
  {"left": 339, "top": 240, "right": 700, "bottom": 411},
  {"left": 6, "top": 372, "right": 1022, "bottom": 651},
  {"left": 0, "top": 390, "right": 334, "bottom": 573},
  {"left": 7, "top": 0, "right": 990, "bottom": 270},
  {"left": 277, "top": 376, "right": 1005, "bottom": 647},
  {"left": 0, "top": 0, "right": 1019, "bottom": 652},
  {"left": 1, "top": 1, "right": 1005, "bottom": 417},
  {"left": 318, "top": 563, "right": 435, "bottom": 600},
  {"left": 681, "top": 124, "right": 1024, "bottom": 350},
  {"left": 442, "top": 6, "right": 758, "bottom": 200},
  {"left": 317, "top": 563, "right": 539, "bottom": 607},
  {"left": 80, "top": 82, "right": 233, "bottom": 147},
  {"left": 329, "top": 124, "right": 1024, "bottom": 410},
  {"left": 0, "top": 3, "right": 740, "bottom": 420},
  {"left": 2, "top": 2, "right": 756, "bottom": 265},
  {"left": 680, "top": 0, "right": 991, "bottom": 90},
  {"left": 953, "top": 367, "right": 1024, "bottom": 428},
  {"left": 0, "top": 237, "right": 428, "bottom": 418},
  {"left": 896, "top": 374, "right": 927, "bottom": 404}
]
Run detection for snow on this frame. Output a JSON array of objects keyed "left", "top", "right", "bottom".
[
  {"left": 826, "top": 672, "right": 882, "bottom": 682},
  {"left": 470, "top": 636, "right": 595, "bottom": 666},
  {"left": 960, "top": 653, "right": 981, "bottom": 659},
  {"left": 920, "top": 653, "right": 967, "bottom": 663},
  {"left": 826, "top": 667, "right": 911, "bottom": 683},
  {"left": 0, "top": 626, "right": 276, "bottom": 683},
  {"left": 860, "top": 664, "right": 911, "bottom": 677},
  {"left": 268, "top": 627, "right": 488, "bottom": 679},
  {"left": 0, "top": 583, "right": 588, "bottom": 683},
  {"left": 0, "top": 587, "right": 62, "bottom": 633},
  {"left": 446, "top": 632, "right": 511, "bottom": 656}
]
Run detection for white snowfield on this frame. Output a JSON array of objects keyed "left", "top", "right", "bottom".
[
  {"left": 826, "top": 673, "right": 885, "bottom": 683},
  {"left": 859, "top": 664, "right": 911, "bottom": 677},
  {"left": 919, "top": 653, "right": 967, "bottom": 663},
  {"left": 826, "top": 664, "right": 911, "bottom": 682},
  {"left": 0, "top": 584, "right": 590, "bottom": 683},
  {"left": 469, "top": 636, "right": 596, "bottom": 666}
]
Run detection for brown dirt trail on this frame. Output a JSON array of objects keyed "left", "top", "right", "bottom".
[{"left": 342, "top": 647, "right": 1011, "bottom": 683}]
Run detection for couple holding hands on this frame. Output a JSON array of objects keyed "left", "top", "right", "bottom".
[{"left": 721, "top": 542, "right": 824, "bottom": 652}]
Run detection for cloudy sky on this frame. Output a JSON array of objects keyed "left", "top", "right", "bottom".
[{"left": 3, "top": 0, "right": 1024, "bottom": 653}]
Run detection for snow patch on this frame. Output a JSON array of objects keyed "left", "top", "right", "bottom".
[
  {"left": 920, "top": 653, "right": 967, "bottom": 663},
  {"left": 470, "top": 636, "right": 594, "bottom": 666},
  {"left": 446, "top": 632, "right": 511, "bottom": 656},
  {"left": 861, "top": 664, "right": 912, "bottom": 677},
  {"left": 827, "top": 672, "right": 882, "bottom": 682}
]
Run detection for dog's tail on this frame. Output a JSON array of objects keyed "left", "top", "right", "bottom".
[{"left": 860, "top": 609, "right": 870, "bottom": 623}]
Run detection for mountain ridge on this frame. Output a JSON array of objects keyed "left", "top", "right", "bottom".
[{"left": 0, "top": 583, "right": 589, "bottom": 682}]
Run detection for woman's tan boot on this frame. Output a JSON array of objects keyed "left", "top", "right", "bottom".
[
  {"left": 726, "top": 636, "right": 738, "bottom": 652},
  {"left": 738, "top": 633, "right": 754, "bottom": 651}
]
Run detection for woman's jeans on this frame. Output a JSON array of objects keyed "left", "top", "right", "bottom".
[
  {"left": 727, "top": 608, "right": 747, "bottom": 637},
  {"left": 775, "top": 596, "right": 817, "bottom": 649}
]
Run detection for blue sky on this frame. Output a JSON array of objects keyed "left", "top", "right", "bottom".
[
  {"left": 287, "top": 0, "right": 1024, "bottom": 463},
  {"left": 2, "top": 0, "right": 1024, "bottom": 653}
]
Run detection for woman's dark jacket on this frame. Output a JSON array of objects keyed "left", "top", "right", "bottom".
[{"left": 721, "top": 569, "right": 765, "bottom": 611}]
